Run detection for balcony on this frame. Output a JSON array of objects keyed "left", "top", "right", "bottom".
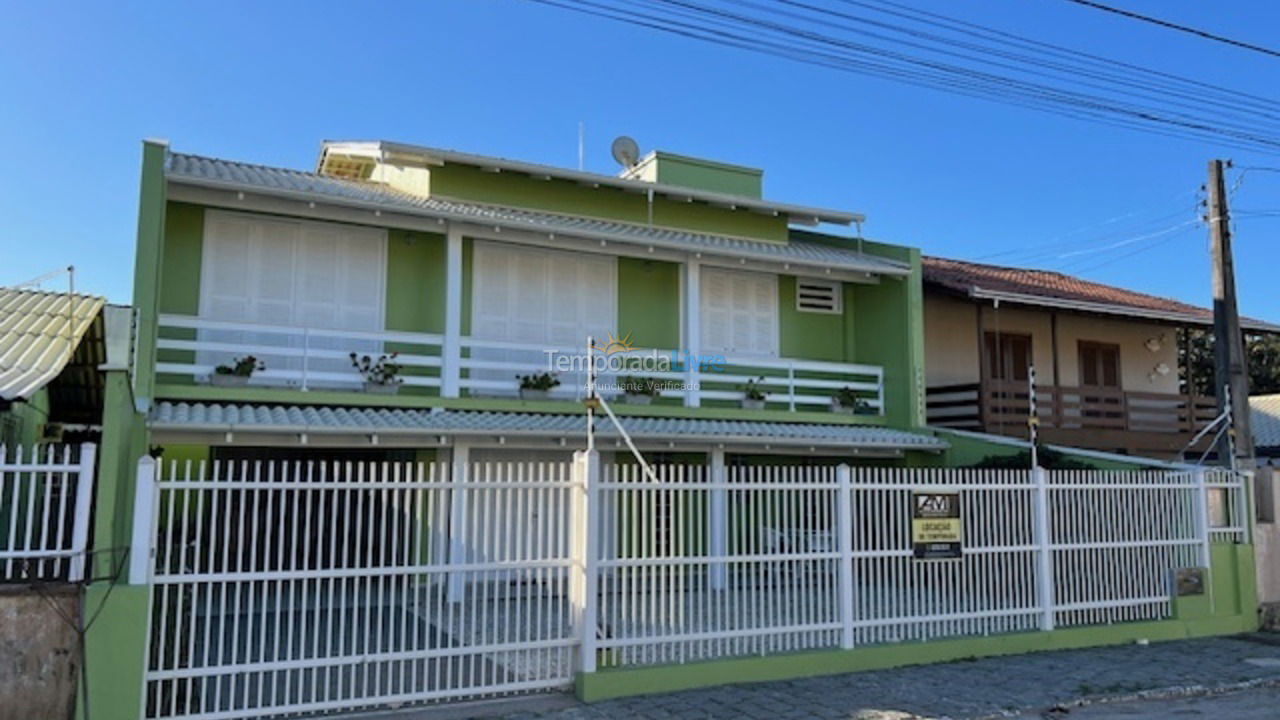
[
  {"left": 155, "top": 314, "right": 885, "bottom": 416},
  {"left": 926, "top": 380, "right": 1218, "bottom": 457}
]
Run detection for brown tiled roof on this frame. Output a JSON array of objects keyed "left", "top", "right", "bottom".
[{"left": 922, "top": 256, "right": 1278, "bottom": 331}]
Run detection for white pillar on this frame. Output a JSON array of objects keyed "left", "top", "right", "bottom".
[
  {"left": 129, "top": 455, "right": 159, "bottom": 585},
  {"left": 67, "top": 443, "right": 98, "bottom": 582},
  {"left": 1031, "top": 465, "right": 1055, "bottom": 631},
  {"left": 683, "top": 257, "right": 701, "bottom": 407},
  {"left": 441, "top": 224, "right": 463, "bottom": 398},
  {"left": 446, "top": 442, "right": 470, "bottom": 602},
  {"left": 572, "top": 449, "right": 601, "bottom": 673},
  {"left": 709, "top": 448, "right": 727, "bottom": 590},
  {"left": 837, "top": 464, "right": 855, "bottom": 649}
]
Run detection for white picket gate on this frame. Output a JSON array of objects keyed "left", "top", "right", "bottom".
[
  {"left": 133, "top": 453, "right": 1250, "bottom": 719},
  {"left": 0, "top": 443, "right": 97, "bottom": 582}
]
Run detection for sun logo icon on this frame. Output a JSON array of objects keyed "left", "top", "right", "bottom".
[{"left": 593, "top": 332, "right": 635, "bottom": 355}]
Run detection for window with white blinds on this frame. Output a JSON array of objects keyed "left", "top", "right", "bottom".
[
  {"left": 199, "top": 210, "right": 387, "bottom": 385},
  {"left": 471, "top": 241, "right": 616, "bottom": 391},
  {"left": 700, "top": 267, "right": 779, "bottom": 357}
]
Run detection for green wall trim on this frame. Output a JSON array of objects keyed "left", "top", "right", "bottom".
[
  {"left": 575, "top": 615, "right": 1251, "bottom": 702},
  {"left": 576, "top": 542, "right": 1257, "bottom": 702}
]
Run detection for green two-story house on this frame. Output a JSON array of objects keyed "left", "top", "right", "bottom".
[
  {"left": 124, "top": 138, "right": 944, "bottom": 463},
  {"left": 85, "top": 139, "right": 948, "bottom": 716}
]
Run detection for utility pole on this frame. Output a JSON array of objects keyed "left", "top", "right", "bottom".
[{"left": 1206, "top": 159, "right": 1254, "bottom": 466}]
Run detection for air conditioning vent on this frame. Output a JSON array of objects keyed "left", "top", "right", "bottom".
[{"left": 796, "top": 279, "right": 841, "bottom": 314}]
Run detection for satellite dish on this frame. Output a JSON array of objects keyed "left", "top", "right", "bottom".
[{"left": 611, "top": 136, "right": 640, "bottom": 168}]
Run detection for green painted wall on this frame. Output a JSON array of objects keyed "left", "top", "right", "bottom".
[
  {"left": 385, "top": 229, "right": 446, "bottom": 333},
  {"left": 617, "top": 258, "right": 680, "bottom": 350},
  {"left": 159, "top": 202, "right": 204, "bottom": 315},
  {"left": 80, "top": 369, "right": 150, "bottom": 720},
  {"left": 1, "top": 388, "right": 49, "bottom": 448},
  {"left": 849, "top": 244, "right": 925, "bottom": 429},
  {"left": 778, "top": 275, "right": 846, "bottom": 363},
  {"left": 645, "top": 152, "right": 763, "bottom": 198},
  {"left": 90, "top": 373, "right": 149, "bottom": 578},
  {"left": 429, "top": 164, "right": 788, "bottom": 242},
  {"left": 576, "top": 541, "right": 1258, "bottom": 702},
  {"left": 131, "top": 140, "right": 169, "bottom": 410},
  {"left": 79, "top": 584, "right": 149, "bottom": 720}
]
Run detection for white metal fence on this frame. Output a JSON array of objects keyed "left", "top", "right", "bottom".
[
  {"left": 134, "top": 453, "right": 1250, "bottom": 719},
  {"left": 0, "top": 443, "right": 97, "bottom": 582}
]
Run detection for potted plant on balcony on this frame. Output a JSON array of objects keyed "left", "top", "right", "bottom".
[
  {"left": 517, "top": 372, "right": 560, "bottom": 401},
  {"left": 211, "top": 355, "right": 263, "bottom": 388},
  {"left": 740, "top": 376, "right": 768, "bottom": 410},
  {"left": 351, "top": 352, "right": 403, "bottom": 395},
  {"left": 831, "top": 387, "right": 875, "bottom": 415},
  {"left": 619, "top": 376, "right": 663, "bottom": 405}
]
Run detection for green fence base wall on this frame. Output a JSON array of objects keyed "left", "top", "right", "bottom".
[
  {"left": 576, "top": 543, "right": 1258, "bottom": 703},
  {"left": 78, "top": 584, "right": 150, "bottom": 720}
]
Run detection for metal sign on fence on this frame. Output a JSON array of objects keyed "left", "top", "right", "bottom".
[{"left": 911, "top": 490, "right": 964, "bottom": 559}]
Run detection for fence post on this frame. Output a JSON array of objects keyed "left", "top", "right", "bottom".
[
  {"left": 1031, "top": 466, "right": 1055, "bottom": 632},
  {"left": 837, "top": 464, "right": 855, "bottom": 650},
  {"left": 1240, "top": 469, "right": 1255, "bottom": 545},
  {"left": 67, "top": 443, "right": 98, "bottom": 582},
  {"left": 572, "top": 450, "right": 601, "bottom": 673},
  {"left": 709, "top": 448, "right": 727, "bottom": 591},
  {"left": 1192, "top": 467, "right": 1212, "bottom": 568},
  {"left": 128, "top": 455, "right": 159, "bottom": 585},
  {"left": 446, "top": 443, "right": 470, "bottom": 603}
]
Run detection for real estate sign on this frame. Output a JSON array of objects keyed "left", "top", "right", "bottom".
[{"left": 911, "top": 491, "right": 963, "bottom": 559}]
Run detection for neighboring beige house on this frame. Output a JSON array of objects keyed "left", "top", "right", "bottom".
[{"left": 923, "top": 257, "right": 1279, "bottom": 459}]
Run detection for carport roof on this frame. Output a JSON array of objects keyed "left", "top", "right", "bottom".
[{"left": 149, "top": 402, "right": 949, "bottom": 452}]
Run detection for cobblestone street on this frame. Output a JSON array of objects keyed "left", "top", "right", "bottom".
[{"left": 491, "top": 635, "right": 1280, "bottom": 720}]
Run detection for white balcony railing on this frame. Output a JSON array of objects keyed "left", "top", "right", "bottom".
[{"left": 155, "top": 314, "right": 884, "bottom": 413}]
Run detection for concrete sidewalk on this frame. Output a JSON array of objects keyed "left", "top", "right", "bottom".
[{"left": 483, "top": 634, "right": 1280, "bottom": 720}]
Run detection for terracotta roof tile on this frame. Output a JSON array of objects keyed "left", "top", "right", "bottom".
[{"left": 922, "top": 256, "right": 1277, "bottom": 331}]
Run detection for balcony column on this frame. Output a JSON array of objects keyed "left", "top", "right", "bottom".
[
  {"left": 708, "top": 447, "right": 727, "bottom": 590},
  {"left": 683, "top": 256, "right": 701, "bottom": 407},
  {"left": 441, "top": 224, "right": 463, "bottom": 398}
]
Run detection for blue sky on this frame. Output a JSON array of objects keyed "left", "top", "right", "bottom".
[{"left": 2, "top": 0, "right": 1278, "bottom": 320}]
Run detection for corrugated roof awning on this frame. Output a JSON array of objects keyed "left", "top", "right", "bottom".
[
  {"left": 165, "top": 153, "right": 909, "bottom": 279},
  {"left": 149, "top": 402, "right": 949, "bottom": 452},
  {"left": 0, "top": 288, "right": 106, "bottom": 401}
]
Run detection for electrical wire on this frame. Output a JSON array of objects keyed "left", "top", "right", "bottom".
[
  {"left": 527, "top": 0, "right": 1280, "bottom": 153},
  {"left": 1067, "top": 223, "right": 1200, "bottom": 273},
  {"left": 1061, "top": 0, "right": 1280, "bottom": 60}
]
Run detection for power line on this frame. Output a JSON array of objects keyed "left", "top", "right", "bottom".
[
  {"left": 530, "top": 0, "right": 1280, "bottom": 153},
  {"left": 1062, "top": 0, "right": 1280, "bottom": 60},
  {"left": 1068, "top": 223, "right": 1199, "bottom": 274},
  {"left": 974, "top": 201, "right": 1199, "bottom": 265}
]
